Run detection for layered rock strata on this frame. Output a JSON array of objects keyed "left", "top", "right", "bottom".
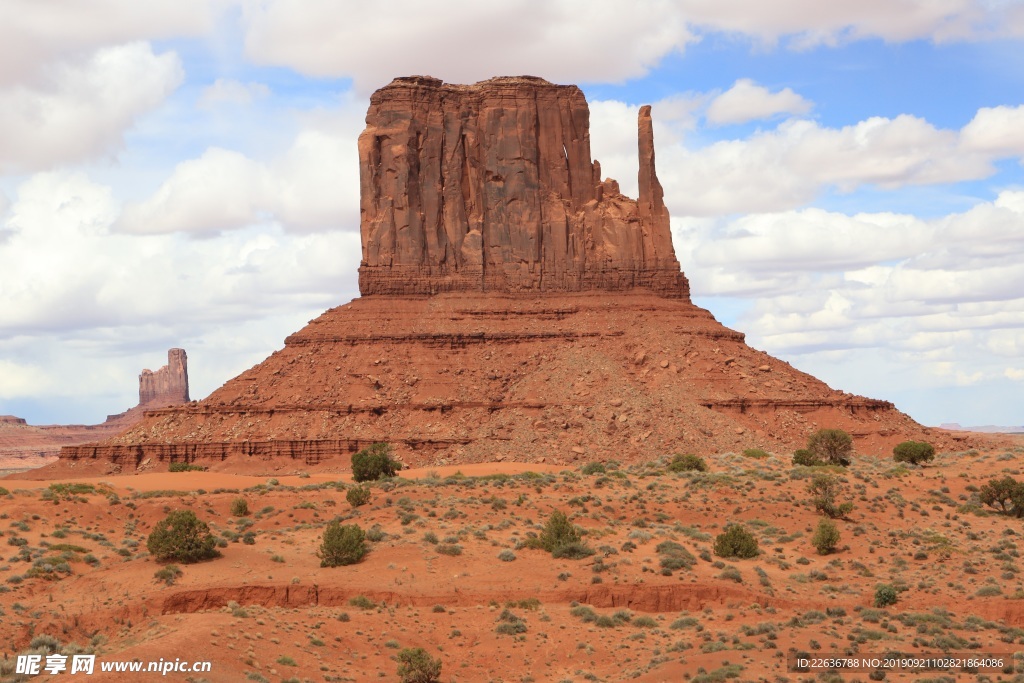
[
  {"left": 50, "top": 292, "right": 972, "bottom": 475},
  {"left": 358, "top": 76, "right": 687, "bottom": 298},
  {"left": 36, "top": 77, "right": 979, "bottom": 478}
]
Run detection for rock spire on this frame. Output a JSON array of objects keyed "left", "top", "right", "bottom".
[{"left": 139, "top": 348, "right": 189, "bottom": 408}]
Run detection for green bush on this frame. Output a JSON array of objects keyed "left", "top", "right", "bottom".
[
  {"left": 581, "top": 462, "right": 606, "bottom": 475},
  {"left": 318, "top": 522, "right": 367, "bottom": 567},
  {"left": 713, "top": 524, "right": 759, "bottom": 559},
  {"left": 551, "top": 541, "right": 595, "bottom": 559},
  {"left": 154, "top": 564, "right": 182, "bottom": 585},
  {"left": 668, "top": 453, "right": 707, "bottom": 473},
  {"left": 436, "top": 544, "right": 462, "bottom": 556},
  {"left": 346, "top": 485, "right": 372, "bottom": 508},
  {"left": 874, "top": 584, "right": 898, "bottom": 607},
  {"left": 348, "top": 595, "right": 375, "bottom": 609},
  {"left": 396, "top": 647, "right": 442, "bottom": 683},
  {"left": 351, "top": 443, "right": 400, "bottom": 482},
  {"left": 792, "top": 449, "right": 823, "bottom": 467},
  {"left": 230, "top": 498, "right": 249, "bottom": 516},
  {"left": 979, "top": 476, "right": 1024, "bottom": 517},
  {"left": 807, "top": 474, "right": 854, "bottom": 519},
  {"left": 742, "top": 448, "right": 770, "bottom": 459},
  {"left": 811, "top": 519, "right": 841, "bottom": 555},
  {"left": 892, "top": 440, "right": 935, "bottom": 465},
  {"left": 538, "top": 510, "right": 580, "bottom": 550},
  {"left": 146, "top": 510, "right": 218, "bottom": 563},
  {"left": 168, "top": 461, "right": 206, "bottom": 472},
  {"left": 806, "top": 428, "right": 853, "bottom": 466},
  {"left": 656, "top": 540, "right": 696, "bottom": 571}
]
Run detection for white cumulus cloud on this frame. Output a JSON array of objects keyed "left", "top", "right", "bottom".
[
  {"left": 0, "top": 42, "right": 184, "bottom": 174},
  {"left": 240, "top": 0, "right": 695, "bottom": 91},
  {"left": 116, "top": 100, "right": 365, "bottom": 236},
  {"left": 237, "top": 0, "right": 1023, "bottom": 90},
  {"left": 0, "top": 0, "right": 213, "bottom": 86},
  {"left": 198, "top": 78, "right": 271, "bottom": 108},
  {"left": 706, "top": 78, "right": 812, "bottom": 125}
]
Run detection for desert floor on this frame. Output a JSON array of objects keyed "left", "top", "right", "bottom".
[{"left": 4, "top": 445, "right": 1024, "bottom": 682}]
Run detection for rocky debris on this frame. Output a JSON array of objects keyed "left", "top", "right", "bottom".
[
  {"left": 43, "top": 289, "right": 985, "bottom": 476},
  {"left": 139, "top": 348, "right": 190, "bottom": 408},
  {"left": 357, "top": 76, "right": 688, "bottom": 298}
]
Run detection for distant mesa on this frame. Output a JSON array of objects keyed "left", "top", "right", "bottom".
[
  {"left": 32, "top": 76, "right": 991, "bottom": 478},
  {"left": 139, "top": 348, "right": 190, "bottom": 408},
  {"left": 0, "top": 349, "right": 190, "bottom": 473},
  {"left": 939, "top": 423, "right": 1024, "bottom": 434}
]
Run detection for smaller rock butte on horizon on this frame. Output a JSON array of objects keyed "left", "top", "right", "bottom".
[
  {"left": 1, "top": 349, "right": 191, "bottom": 471},
  {"left": 139, "top": 348, "right": 190, "bottom": 408},
  {"left": 358, "top": 75, "right": 687, "bottom": 298}
]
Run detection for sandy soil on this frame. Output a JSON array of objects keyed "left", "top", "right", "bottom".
[{"left": 3, "top": 445, "right": 1024, "bottom": 682}]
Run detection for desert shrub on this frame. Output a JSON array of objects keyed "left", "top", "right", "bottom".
[
  {"left": 668, "top": 453, "right": 707, "bottom": 473},
  {"left": 168, "top": 462, "right": 206, "bottom": 472},
  {"left": 656, "top": 540, "right": 696, "bottom": 571},
  {"left": 351, "top": 442, "right": 400, "bottom": 482},
  {"left": 792, "top": 449, "right": 823, "bottom": 467},
  {"left": 806, "top": 428, "right": 853, "bottom": 466},
  {"left": 318, "top": 522, "right": 367, "bottom": 567},
  {"left": 979, "top": 477, "right": 1024, "bottom": 517},
  {"left": 498, "top": 550, "right": 516, "bottom": 562},
  {"left": 811, "top": 519, "right": 841, "bottom": 555},
  {"left": 713, "top": 524, "right": 759, "bottom": 559},
  {"left": 346, "top": 485, "right": 372, "bottom": 508},
  {"left": 348, "top": 595, "right": 375, "bottom": 609},
  {"left": 743, "top": 448, "right": 770, "bottom": 459},
  {"left": 230, "top": 498, "right": 249, "bottom": 516},
  {"left": 807, "top": 474, "right": 854, "bottom": 519},
  {"left": 154, "top": 564, "right": 182, "bottom": 585},
  {"left": 495, "top": 609, "right": 528, "bottom": 635},
  {"left": 396, "top": 647, "right": 442, "bottom": 683},
  {"left": 718, "top": 566, "right": 742, "bottom": 582},
  {"left": 436, "top": 543, "right": 462, "bottom": 556},
  {"left": 551, "top": 541, "right": 595, "bottom": 559},
  {"left": 874, "top": 584, "right": 898, "bottom": 607},
  {"left": 146, "top": 510, "right": 217, "bottom": 563},
  {"left": 581, "top": 462, "right": 606, "bottom": 475},
  {"left": 538, "top": 510, "right": 580, "bottom": 551},
  {"left": 892, "top": 440, "right": 935, "bottom": 465}
]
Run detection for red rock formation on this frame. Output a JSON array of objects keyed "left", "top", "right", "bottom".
[
  {"left": 139, "top": 348, "right": 190, "bottom": 408},
  {"left": 358, "top": 76, "right": 687, "bottom": 298},
  {"left": 1, "top": 349, "right": 190, "bottom": 472},
  {"left": 32, "top": 77, "right": 989, "bottom": 478}
]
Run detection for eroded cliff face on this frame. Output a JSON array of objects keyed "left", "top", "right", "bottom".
[
  {"left": 31, "top": 77, "right": 970, "bottom": 478},
  {"left": 357, "top": 76, "right": 688, "bottom": 298},
  {"left": 139, "top": 348, "right": 190, "bottom": 408}
]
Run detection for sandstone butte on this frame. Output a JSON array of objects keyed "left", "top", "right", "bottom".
[
  {"left": 0, "top": 349, "right": 190, "bottom": 471},
  {"left": 36, "top": 76, "right": 986, "bottom": 478}
]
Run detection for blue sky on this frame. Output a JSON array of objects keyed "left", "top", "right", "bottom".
[{"left": 1, "top": 1, "right": 1023, "bottom": 429}]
